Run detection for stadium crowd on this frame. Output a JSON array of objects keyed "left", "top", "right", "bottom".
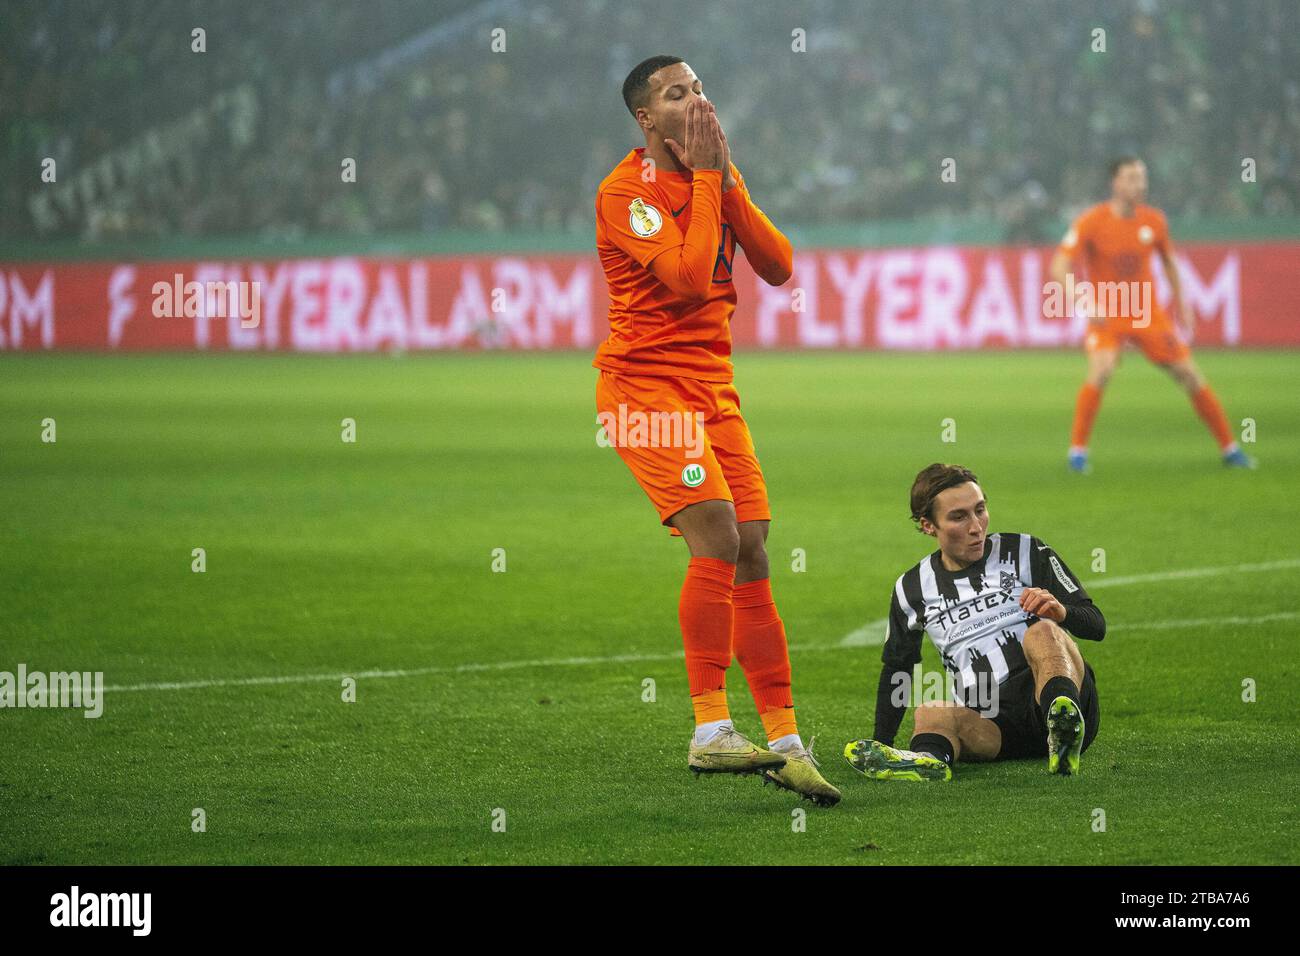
[{"left": 3, "top": 0, "right": 1296, "bottom": 243}]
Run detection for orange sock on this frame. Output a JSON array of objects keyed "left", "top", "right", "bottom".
[
  {"left": 732, "top": 578, "right": 796, "bottom": 741},
  {"left": 691, "top": 688, "right": 730, "bottom": 724},
  {"left": 759, "top": 706, "right": 798, "bottom": 743},
  {"left": 1070, "top": 383, "right": 1103, "bottom": 449},
  {"left": 1191, "top": 385, "right": 1234, "bottom": 451},
  {"left": 680, "top": 557, "right": 735, "bottom": 720}
]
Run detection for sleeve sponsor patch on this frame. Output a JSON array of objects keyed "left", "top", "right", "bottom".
[
  {"left": 1049, "top": 555, "right": 1079, "bottom": 593},
  {"left": 628, "top": 198, "right": 663, "bottom": 238}
]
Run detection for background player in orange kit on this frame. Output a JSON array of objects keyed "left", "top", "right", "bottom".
[
  {"left": 1050, "top": 156, "right": 1257, "bottom": 473},
  {"left": 593, "top": 55, "right": 840, "bottom": 806}
]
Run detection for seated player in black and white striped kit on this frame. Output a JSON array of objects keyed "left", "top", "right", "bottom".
[{"left": 845, "top": 463, "right": 1105, "bottom": 779}]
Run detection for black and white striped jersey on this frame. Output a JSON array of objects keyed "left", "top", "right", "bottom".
[{"left": 881, "top": 532, "right": 1105, "bottom": 709}]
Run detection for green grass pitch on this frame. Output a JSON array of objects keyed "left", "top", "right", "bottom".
[{"left": 1, "top": 350, "right": 1296, "bottom": 865}]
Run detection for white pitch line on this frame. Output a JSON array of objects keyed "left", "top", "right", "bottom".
[
  {"left": 96, "top": 557, "right": 1300, "bottom": 693},
  {"left": 1085, "top": 557, "right": 1300, "bottom": 589},
  {"left": 102, "top": 650, "right": 690, "bottom": 694},
  {"left": 838, "top": 619, "right": 889, "bottom": 648},
  {"left": 1105, "top": 610, "right": 1300, "bottom": 631},
  {"left": 101, "top": 610, "right": 1298, "bottom": 696},
  {"left": 837, "top": 610, "right": 1300, "bottom": 649}
]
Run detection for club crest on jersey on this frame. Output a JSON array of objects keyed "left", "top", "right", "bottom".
[
  {"left": 1138, "top": 224, "right": 1155, "bottom": 244},
  {"left": 999, "top": 570, "right": 1018, "bottom": 597},
  {"left": 681, "top": 463, "right": 706, "bottom": 487},
  {"left": 628, "top": 198, "right": 663, "bottom": 238}
]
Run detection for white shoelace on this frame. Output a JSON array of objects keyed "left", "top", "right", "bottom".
[{"left": 778, "top": 735, "right": 820, "bottom": 767}]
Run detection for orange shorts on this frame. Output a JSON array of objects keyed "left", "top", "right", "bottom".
[
  {"left": 596, "top": 371, "right": 771, "bottom": 531},
  {"left": 1084, "top": 312, "right": 1190, "bottom": 365}
]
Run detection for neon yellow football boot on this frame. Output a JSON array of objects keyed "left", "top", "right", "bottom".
[
  {"left": 762, "top": 737, "right": 842, "bottom": 807},
  {"left": 1046, "top": 696, "right": 1084, "bottom": 776},
  {"left": 843, "top": 739, "right": 952, "bottom": 782}
]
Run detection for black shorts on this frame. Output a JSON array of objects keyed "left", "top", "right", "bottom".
[{"left": 990, "top": 662, "right": 1100, "bottom": 760}]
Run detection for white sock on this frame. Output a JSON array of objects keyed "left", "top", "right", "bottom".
[
  {"left": 694, "top": 719, "right": 732, "bottom": 746},
  {"left": 768, "top": 733, "right": 804, "bottom": 753},
  {"left": 1223, "top": 442, "right": 1240, "bottom": 456}
]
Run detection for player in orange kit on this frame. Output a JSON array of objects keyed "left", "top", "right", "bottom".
[
  {"left": 1050, "top": 156, "right": 1256, "bottom": 472},
  {"left": 593, "top": 55, "right": 839, "bottom": 806}
]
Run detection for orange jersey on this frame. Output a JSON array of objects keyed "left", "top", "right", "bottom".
[
  {"left": 1057, "top": 201, "right": 1172, "bottom": 294},
  {"left": 1059, "top": 201, "right": 1189, "bottom": 361},
  {"left": 593, "top": 147, "right": 791, "bottom": 383}
]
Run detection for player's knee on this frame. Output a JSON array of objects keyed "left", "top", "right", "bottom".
[
  {"left": 1023, "top": 619, "right": 1070, "bottom": 657},
  {"left": 701, "top": 520, "right": 741, "bottom": 564},
  {"left": 672, "top": 501, "right": 740, "bottom": 562},
  {"left": 736, "top": 537, "right": 769, "bottom": 580}
]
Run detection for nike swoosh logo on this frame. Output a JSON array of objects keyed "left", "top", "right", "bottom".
[{"left": 671, "top": 202, "right": 687, "bottom": 217}]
